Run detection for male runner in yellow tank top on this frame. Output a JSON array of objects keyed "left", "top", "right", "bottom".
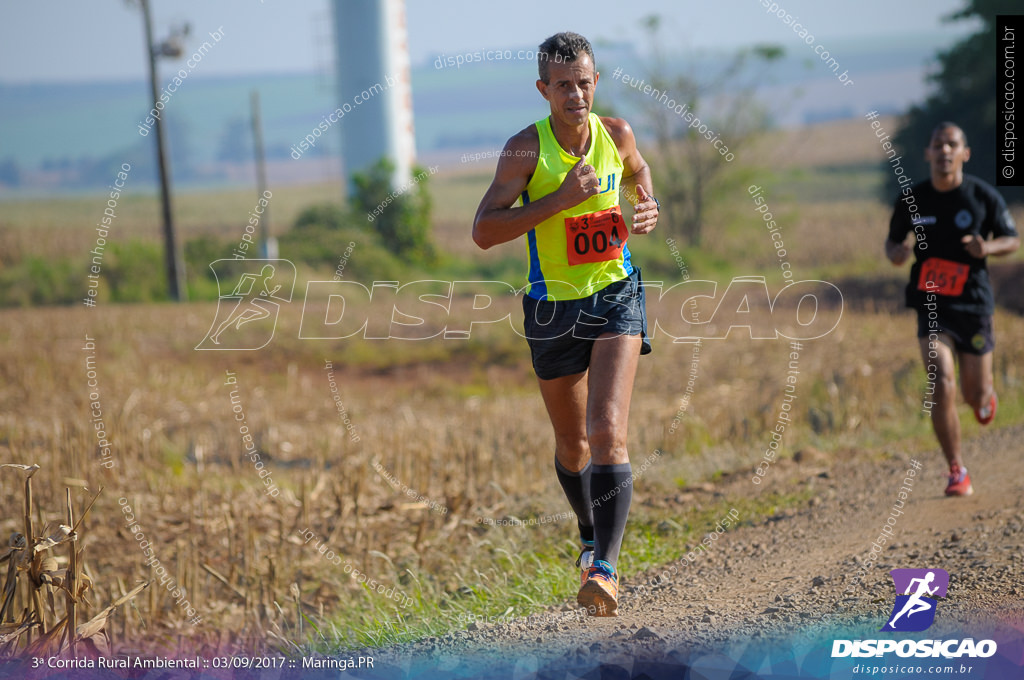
[{"left": 473, "top": 32, "right": 659, "bottom": 616}]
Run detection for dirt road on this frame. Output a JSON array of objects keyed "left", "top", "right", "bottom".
[{"left": 372, "top": 424, "right": 1024, "bottom": 678}]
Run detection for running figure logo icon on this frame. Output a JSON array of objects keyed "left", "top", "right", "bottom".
[
  {"left": 881, "top": 568, "right": 949, "bottom": 632},
  {"left": 196, "top": 259, "right": 296, "bottom": 350}
]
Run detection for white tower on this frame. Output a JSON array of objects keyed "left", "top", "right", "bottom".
[{"left": 330, "top": 0, "right": 416, "bottom": 192}]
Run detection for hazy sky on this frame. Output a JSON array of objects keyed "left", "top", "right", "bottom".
[{"left": 0, "top": 0, "right": 973, "bottom": 84}]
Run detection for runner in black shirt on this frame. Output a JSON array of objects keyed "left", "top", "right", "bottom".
[{"left": 886, "top": 122, "right": 1019, "bottom": 496}]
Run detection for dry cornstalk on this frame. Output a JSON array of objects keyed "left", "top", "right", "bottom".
[{"left": 65, "top": 488, "right": 77, "bottom": 659}]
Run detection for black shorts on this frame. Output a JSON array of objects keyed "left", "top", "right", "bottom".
[
  {"left": 916, "top": 307, "right": 994, "bottom": 355},
  {"left": 522, "top": 268, "right": 652, "bottom": 380}
]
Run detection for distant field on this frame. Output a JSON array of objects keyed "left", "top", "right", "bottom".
[{"left": 0, "top": 117, "right": 918, "bottom": 286}]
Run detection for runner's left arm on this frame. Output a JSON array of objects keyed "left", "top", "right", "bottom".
[
  {"left": 963, "top": 233, "right": 1021, "bottom": 258},
  {"left": 962, "top": 195, "right": 1020, "bottom": 258},
  {"left": 603, "top": 117, "right": 658, "bottom": 234}
]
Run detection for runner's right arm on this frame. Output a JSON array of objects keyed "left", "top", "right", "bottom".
[
  {"left": 885, "top": 196, "right": 913, "bottom": 266},
  {"left": 885, "top": 239, "right": 912, "bottom": 266},
  {"left": 473, "top": 128, "right": 599, "bottom": 250}
]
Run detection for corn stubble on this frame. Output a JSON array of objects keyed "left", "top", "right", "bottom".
[{"left": 0, "top": 463, "right": 147, "bottom": 658}]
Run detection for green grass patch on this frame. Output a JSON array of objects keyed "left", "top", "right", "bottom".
[{"left": 277, "top": 488, "right": 814, "bottom": 654}]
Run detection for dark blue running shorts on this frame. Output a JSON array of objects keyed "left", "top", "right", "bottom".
[
  {"left": 522, "top": 268, "right": 652, "bottom": 380},
  {"left": 916, "top": 307, "right": 994, "bottom": 355}
]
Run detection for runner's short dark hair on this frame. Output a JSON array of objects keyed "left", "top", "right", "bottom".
[
  {"left": 538, "top": 32, "right": 594, "bottom": 84},
  {"left": 931, "top": 121, "right": 968, "bottom": 147}
]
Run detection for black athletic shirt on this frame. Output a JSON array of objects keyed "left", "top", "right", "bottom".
[{"left": 888, "top": 174, "right": 1018, "bottom": 315}]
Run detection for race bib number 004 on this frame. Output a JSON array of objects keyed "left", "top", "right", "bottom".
[
  {"left": 565, "top": 205, "right": 628, "bottom": 266},
  {"left": 917, "top": 257, "right": 969, "bottom": 296}
]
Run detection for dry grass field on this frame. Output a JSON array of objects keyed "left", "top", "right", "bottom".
[
  {"left": 2, "top": 118, "right": 1023, "bottom": 657},
  {"left": 3, "top": 301, "right": 1023, "bottom": 656}
]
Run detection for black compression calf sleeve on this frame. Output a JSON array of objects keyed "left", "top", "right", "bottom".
[
  {"left": 554, "top": 457, "right": 594, "bottom": 544},
  {"left": 590, "top": 463, "right": 633, "bottom": 568}
]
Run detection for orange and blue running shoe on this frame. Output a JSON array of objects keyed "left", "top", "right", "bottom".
[
  {"left": 575, "top": 544, "right": 594, "bottom": 587},
  {"left": 974, "top": 392, "right": 997, "bottom": 426},
  {"left": 577, "top": 559, "right": 618, "bottom": 617},
  {"left": 945, "top": 464, "right": 973, "bottom": 497}
]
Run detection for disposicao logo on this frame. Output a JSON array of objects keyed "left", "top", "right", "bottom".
[
  {"left": 196, "top": 259, "right": 296, "bottom": 351},
  {"left": 831, "top": 568, "right": 997, "bottom": 659},
  {"left": 882, "top": 568, "right": 948, "bottom": 632}
]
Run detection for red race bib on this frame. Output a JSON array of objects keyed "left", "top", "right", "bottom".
[
  {"left": 917, "top": 257, "right": 969, "bottom": 296},
  {"left": 564, "top": 205, "right": 628, "bottom": 266}
]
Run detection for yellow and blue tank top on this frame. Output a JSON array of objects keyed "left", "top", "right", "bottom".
[{"left": 521, "top": 113, "right": 630, "bottom": 301}]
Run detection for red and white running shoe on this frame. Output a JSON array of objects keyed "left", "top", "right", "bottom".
[
  {"left": 974, "top": 392, "right": 997, "bottom": 426},
  {"left": 945, "top": 464, "right": 973, "bottom": 497}
]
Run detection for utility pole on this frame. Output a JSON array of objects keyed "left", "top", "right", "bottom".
[
  {"left": 140, "top": 0, "right": 187, "bottom": 301},
  {"left": 250, "top": 91, "right": 275, "bottom": 258}
]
